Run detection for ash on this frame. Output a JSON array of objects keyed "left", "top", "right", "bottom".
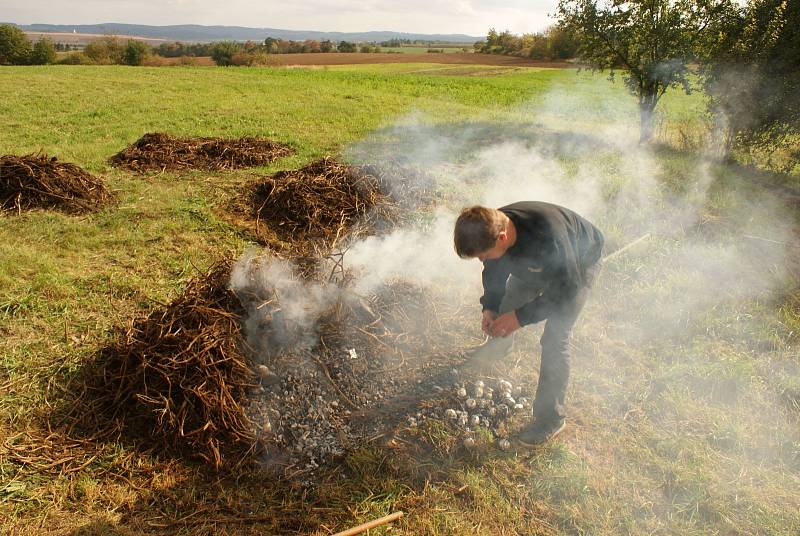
[
  {"left": 233, "top": 256, "right": 527, "bottom": 479},
  {"left": 247, "top": 369, "right": 353, "bottom": 474},
  {"left": 247, "top": 354, "right": 532, "bottom": 477}
]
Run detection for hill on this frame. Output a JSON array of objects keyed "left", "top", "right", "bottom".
[{"left": 11, "top": 22, "right": 482, "bottom": 43}]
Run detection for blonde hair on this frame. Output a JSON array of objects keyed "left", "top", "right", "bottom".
[{"left": 453, "top": 206, "right": 506, "bottom": 258}]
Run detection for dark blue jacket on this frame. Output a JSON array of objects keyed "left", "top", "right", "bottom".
[{"left": 480, "top": 201, "right": 604, "bottom": 325}]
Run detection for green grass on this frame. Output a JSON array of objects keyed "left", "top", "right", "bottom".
[{"left": 1, "top": 63, "right": 798, "bottom": 535}]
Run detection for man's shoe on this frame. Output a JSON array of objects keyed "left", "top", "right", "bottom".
[{"left": 517, "top": 419, "right": 566, "bottom": 447}]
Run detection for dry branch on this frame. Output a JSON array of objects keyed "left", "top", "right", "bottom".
[{"left": 251, "top": 157, "right": 398, "bottom": 243}]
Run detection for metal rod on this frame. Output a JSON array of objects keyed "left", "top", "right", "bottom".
[{"left": 332, "top": 511, "right": 404, "bottom": 536}]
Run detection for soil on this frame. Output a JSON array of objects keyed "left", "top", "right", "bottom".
[{"left": 159, "top": 53, "right": 574, "bottom": 68}]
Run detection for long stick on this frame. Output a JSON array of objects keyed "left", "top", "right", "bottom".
[
  {"left": 333, "top": 511, "right": 404, "bottom": 536},
  {"left": 602, "top": 233, "right": 651, "bottom": 262}
]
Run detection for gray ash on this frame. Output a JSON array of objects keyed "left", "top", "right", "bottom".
[
  {"left": 233, "top": 254, "right": 524, "bottom": 479},
  {"left": 248, "top": 371, "right": 352, "bottom": 474}
]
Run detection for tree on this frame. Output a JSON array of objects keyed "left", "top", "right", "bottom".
[
  {"left": 697, "top": 0, "right": 800, "bottom": 155},
  {"left": 123, "top": 40, "right": 149, "bottom": 66},
  {"left": 211, "top": 41, "right": 240, "bottom": 66},
  {"left": 29, "top": 38, "right": 57, "bottom": 65},
  {"left": 0, "top": 24, "right": 32, "bottom": 65},
  {"left": 546, "top": 25, "right": 579, "bottom": 59},
  {"left": 337, "top": 41, "right": 357, "bottom": 53},
  {"left": 84, "top": 37, "right": 125, "bottom": 64},
  {"left": 558, "top": 0, "right": 698, "bottom": 143}
]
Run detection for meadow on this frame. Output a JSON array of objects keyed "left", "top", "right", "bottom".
[{"left": 1, "top": 64, "right": 798, "bottom": 535}]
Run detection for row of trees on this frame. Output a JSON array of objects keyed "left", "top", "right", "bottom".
[
  {"left": 555, "top": 0, "right": 798, "bottom": 152},
  {"left": 207, "top": 39, "right": 382, "bottom": 66},
  {"left": 0, "top": 25, "right": 57, "bottom": 65},
  {"left": 0, "top": 25, "right": 152, "bottom": 66},
  {"left": 261, "top": 38, "right": 381, "bottom": 54},
  {"left": 0, "top": 27, "right": 394, "bottom": 68},
  {"left": 475, "top": 27, "right": 579, "bottom": 60}
]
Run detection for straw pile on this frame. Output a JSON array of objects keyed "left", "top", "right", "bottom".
[
  {"left": 251, "top": 157, "right": 398, "bottom": 243},
  {"left": 0, "top": 153, "right": 112, "bottom": 213},
  {"left": 69, "top": 260, "right": 261, "bottom": 468},
  {"left": 109, "top": 132, "right": 294, "bottom": 172}
]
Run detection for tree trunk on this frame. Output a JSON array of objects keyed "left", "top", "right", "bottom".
[
  {"left": 638, "top": 94, "right": 658, "bottom": 144},
  {"left": 710, "top": 110, "right": 734, "bottom": 161}
]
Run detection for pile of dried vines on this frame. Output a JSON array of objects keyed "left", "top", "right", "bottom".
[
  {"left": 0, "top": 153, "right": 113, "bottom": 213},
  {"left": 251, "top": 157, "right": 398, "bottom": 243},
  {"left": 6, "top": 260, "right": 263, "bottom": 472},
  {"left": 109, "top": 132, "right": 294, "bottom": 172}
]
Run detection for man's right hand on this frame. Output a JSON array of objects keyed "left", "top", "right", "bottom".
[{"left": 481, "top": 310, "right": 498, "bottom": 334}]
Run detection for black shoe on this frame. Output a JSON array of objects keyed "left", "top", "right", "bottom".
[{"left": 517, "top": 419, "right": 566, "bottom": 447}]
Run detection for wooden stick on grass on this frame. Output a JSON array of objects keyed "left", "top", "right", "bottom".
[
  {"left": 333, "top": 511, "right": 404, "bottom": 536},
  {"left": 602, "top": 233, "right": 651, "bottom": 262}
]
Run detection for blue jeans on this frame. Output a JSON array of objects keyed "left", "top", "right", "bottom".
[{"left": 500, "top": 262, "right": 600, "bottom": 423}]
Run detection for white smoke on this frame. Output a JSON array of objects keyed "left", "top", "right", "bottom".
[
  {"left": 233, "top": 73, "right": 796, "bottom": 412},
  {"left": 230, "top": 250, "right": 344, "bottom": 353}
]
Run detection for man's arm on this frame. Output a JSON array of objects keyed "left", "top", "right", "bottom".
[{"left": 479, "top": 258, "right": 509, "bottom": 314}]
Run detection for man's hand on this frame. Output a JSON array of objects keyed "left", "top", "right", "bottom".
[
  {"left": 488, "top": 311, "right": 520, "bottom": 338},
  {"left": 481, "top": 310, "right": 497, "bottom": 335}
]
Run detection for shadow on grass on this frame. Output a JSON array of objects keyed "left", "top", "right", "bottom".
[
  {"left": 60, "top": 342, "right": 547, "bottom": 534},
  {"left": 65, "top": 421, "right": 551, "bottom": 535},
  {"left": 348, "top": 120, "right": 615, "bottom": 166},
  {"left": 651, "top": 142, "right": 800, "bottom": 204}
]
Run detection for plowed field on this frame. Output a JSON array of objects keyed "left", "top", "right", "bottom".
[{"left": 164, "top": 52, "right": 572, "bottom": 67}]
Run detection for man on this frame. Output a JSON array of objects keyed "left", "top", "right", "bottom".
[{"left": 454, "top": 202, "right": 604, "bottom": 445}]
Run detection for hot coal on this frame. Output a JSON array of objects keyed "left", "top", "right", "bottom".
[
  {"left": 109, "top": 132, "right": 294, "bottom": 172},
  {"left": 0, "top": 153, "right": 112, "bottom": 214}
]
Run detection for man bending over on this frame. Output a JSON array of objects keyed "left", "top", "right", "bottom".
[{"left": 454, "top": 202, "right": 604, "bottom": 445}]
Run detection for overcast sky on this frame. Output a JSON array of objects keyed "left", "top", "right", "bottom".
[{"left": 0, "top": 0, "right": 560, "bottom": 36}]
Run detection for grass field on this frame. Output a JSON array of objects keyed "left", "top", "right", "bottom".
[{"left": 1, "top": 64, "right": 798, "bottom": 535}]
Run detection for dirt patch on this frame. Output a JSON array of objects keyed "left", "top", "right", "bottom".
[
  {"left": 266, "top": 52, "right": 573, "bottom": 68},
  {"left": 109, "top": 132, "right": 294, "bottom": 173},
  {"left": 157, "top": 53, "right": 574, "bottom": 68},
  {"left": 0, "top": 153, "right": 113, "bottom": 214}
]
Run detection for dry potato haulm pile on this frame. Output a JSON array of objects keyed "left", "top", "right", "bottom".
[
  {"left": 4, "top": 138, "right": 533, "bottom": 481},
  {"left": 226, "top": 155, "right": 535, "bottom": 475}
]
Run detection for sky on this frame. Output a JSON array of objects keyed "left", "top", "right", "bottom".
[{"left": 0, "top": 0, "right": 560, "bottom": 36}]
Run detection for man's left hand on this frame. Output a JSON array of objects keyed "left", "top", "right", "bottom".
[{"left": 488, "top": 311, "right": 520, "bottom": 337}]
